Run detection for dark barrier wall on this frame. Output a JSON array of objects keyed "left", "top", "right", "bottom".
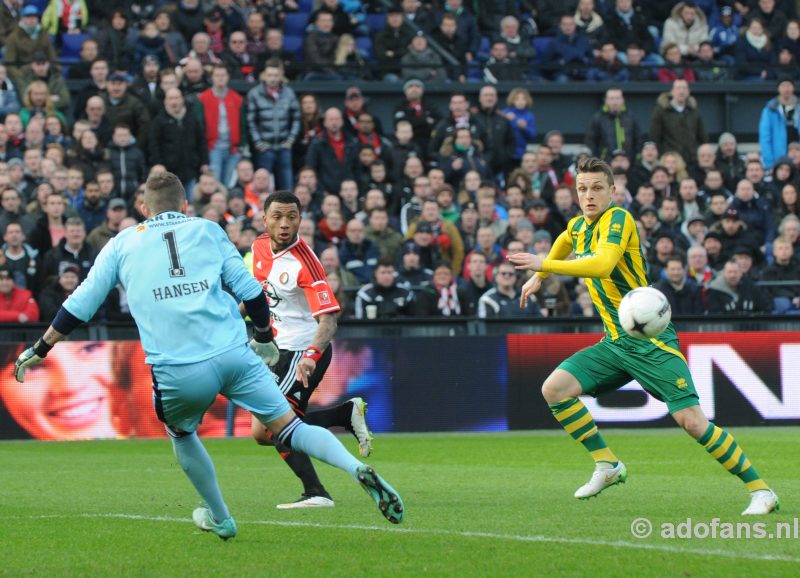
[
  {"left": 0, "top": 332, "right": 797, "bottom": 439},
  {"left": 241, "top": 81, "right": 773, "bottom": 143}
]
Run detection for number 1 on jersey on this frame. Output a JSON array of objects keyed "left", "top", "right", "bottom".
[{"left": 162, "top": 231, "right": 186, "bottom": 277}]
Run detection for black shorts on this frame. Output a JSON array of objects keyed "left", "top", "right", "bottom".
[{"left": 272, "top": 346, "right": 333, "bottom": 416}]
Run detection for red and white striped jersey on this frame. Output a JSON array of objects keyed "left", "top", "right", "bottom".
[{"left": 251, "top": 233, "right": 340, "bottom": 350}]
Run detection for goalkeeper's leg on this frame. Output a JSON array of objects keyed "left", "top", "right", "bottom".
[
  {"left": 261, "top": 410, "right": 403, "bottom": 524},
  {"left": 251, "top": 414, "right": 333, "bottom": 507},
  {"left": 228, "top": 345, "right": 403, "bottom": 523}
]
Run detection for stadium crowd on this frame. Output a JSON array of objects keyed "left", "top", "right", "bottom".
[{"left": 0, "top": 0, "right": 798, "bottom": 323}]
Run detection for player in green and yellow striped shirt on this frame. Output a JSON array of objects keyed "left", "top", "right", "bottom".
[{"left": 507, "top": 157, "right": 779, "bottom": 516}]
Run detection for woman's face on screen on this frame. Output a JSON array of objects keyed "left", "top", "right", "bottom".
[{"left": 0, "top": 342, "right": 116, "bottom": 440}]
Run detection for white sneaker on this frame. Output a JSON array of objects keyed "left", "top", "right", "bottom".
[
  {"left": 742, "top": 489, "right": 780, "bottom": 515},
  {"left": 348, "top": 397, "right": 373, "bottom": 458},
  {"left": 276, "top": 494, "right": 335, "bottom": 510},
  {"left": 574, "top": 461, "right": 627, "bottom": 499}
]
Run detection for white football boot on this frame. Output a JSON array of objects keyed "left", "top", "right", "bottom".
[
  {"left": 574, "top": 461, "right": 627, "bottom": 499},
  {"left": 348, "top": 397, "right": 373, "bottom": 458},
  {"left": 742, "top": 489, "right": 780, "bottom": 515},
  {"left": 276, "top": 494, "right": 335, "bottom": 509}
]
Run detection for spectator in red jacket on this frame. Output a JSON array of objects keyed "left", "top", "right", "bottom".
[
  {"left": 658, "top": 42, "right": 697, "bottom": 84},
  {"left": 0, "top": 264, "right": 39, "bottom": 323},
  {"left": 198, "top": 64, "right": 243, "bottom": 188}
]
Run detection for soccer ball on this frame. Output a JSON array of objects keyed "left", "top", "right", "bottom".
[{"left": 618, "top": 287, "right": 672, "bottom": 339}]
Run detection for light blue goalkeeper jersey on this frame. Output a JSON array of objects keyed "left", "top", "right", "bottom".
[{"left": 64, "top": 211, "right": 262, "bottom": 365}]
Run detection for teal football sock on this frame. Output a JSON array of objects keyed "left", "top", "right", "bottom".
[
  {"left": 172, "top": 432, "right": 230, "bottom": 523},
  {"left": 288, "top": 422, "right": 362, "bottom": 478}
]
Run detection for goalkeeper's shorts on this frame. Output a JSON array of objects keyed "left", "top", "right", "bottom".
[{"left": 151, "top": 343, "right": 291, "bottom": 433}]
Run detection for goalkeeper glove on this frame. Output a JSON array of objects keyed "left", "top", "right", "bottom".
[
  {"left": 14, "top": 339, "right": 53, "bottom": 383},
  {"left": 249, "top": 328, "right": 279, "bottom": 367}
]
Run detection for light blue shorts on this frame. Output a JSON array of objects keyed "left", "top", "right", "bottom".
[{"left": 151, "top": 344, "right": 290, "bottom": 433}]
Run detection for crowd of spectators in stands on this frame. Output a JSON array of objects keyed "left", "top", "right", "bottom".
[{"left": 0, "top": 0, "right": 797, "bottom": 323}]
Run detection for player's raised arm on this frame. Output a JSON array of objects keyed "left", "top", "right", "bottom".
[
  {"left": 508, "top": 229, "right": 573, "bottom": 275},
  {"left": 540, "top": 242, "right": 625, "bottom": 278}
]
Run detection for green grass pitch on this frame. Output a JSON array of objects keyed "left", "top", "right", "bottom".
[{"left": 1, "top": 428, "right": 798, "bottom": 577}]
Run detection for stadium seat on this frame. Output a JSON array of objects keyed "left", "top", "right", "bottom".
[
  {"left": 284, "top": 12, "right": 309, "bottom": 36},
  {"left": 367, "top": 13, "right": 385, "bottom": 34},
  {"left": 283, "top": 34, "right": 304, "bottom": 61},
  {"left": 28, "top": 0, "right": 46, "bottom": 12},
  {"left": 61, "top": 33, "right": 90, "bottom": 64},
  {"left": 533, "top": 36, "right": 554, "bottom": 63},
  {"left": 297, "top": 0, "right": 313, "bottom": 12},
  {"left": 356, "top": 37, "right": 374, "bottom": 61},
  {"left": 477, "top": 36, "right": 491, "bottom": 61}
]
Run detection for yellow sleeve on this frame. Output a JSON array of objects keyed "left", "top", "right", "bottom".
[
  {"left": 535, "top": 230, "right": 573, "bottom": 279},
  {"left": 542, "top": 242, "right": 624, "bottom": 279}
]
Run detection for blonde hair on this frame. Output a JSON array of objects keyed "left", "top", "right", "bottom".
[
  {"left": 334, "top": 34, "right": 357, "bottom": 66},
  {"left": 773, "top": 236, "right": 793, "bottom": 249},
  {"left": 23, "top": 80, "right": 55, "bottom": 115},
  {"left": 506, "top": 87, "right": 533, "bottom": 109},
  {"left": 660, "top": 152, "right": 688, "bottom": 182}
]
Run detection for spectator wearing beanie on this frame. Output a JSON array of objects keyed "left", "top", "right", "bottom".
[{"left": 4, "top": 5, "right": 58, "bottom": 81}]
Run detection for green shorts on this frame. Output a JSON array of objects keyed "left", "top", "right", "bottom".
[{"left": 558, "top": 334, "right": 699, "bottom": 414}]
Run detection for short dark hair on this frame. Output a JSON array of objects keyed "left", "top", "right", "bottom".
[
  {"left": 376, "top": 256, "right": 394, "bottom": 268},
  {"left": 665, "top": 253, "right": 686, "bottom": 268},
  {"left": 4, "top": 220, "right": 24, "bottom": 233},
  {"left": 651, "top": 165, "right": 670, "bottom": 177},
  {"left": 576, "top": 156, "right": 614, "bottom": 186},
  {"left": 264, "top": 57, "right": 284, "bottom": 71},
  {"left": 144, "top": 171, "right": 186, "bottom": 214},
  {"left": 263, "top": 190, "right": 301, "bottom": 212}
]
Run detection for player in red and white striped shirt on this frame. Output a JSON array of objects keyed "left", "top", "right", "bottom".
[{"left": 248, "top": 191, "right": 373, "bottom": 509}]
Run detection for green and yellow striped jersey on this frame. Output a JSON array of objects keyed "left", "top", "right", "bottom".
[{"left": 566, "top": 206, "right": 648, "bottom": 340}]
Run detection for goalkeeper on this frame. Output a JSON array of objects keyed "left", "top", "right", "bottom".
[
  {"left": 507, "top": 157, "right": 777, "bottom": 515},
  {"left": 14, "top": 172, "right": 404, "bottom": 540}
]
